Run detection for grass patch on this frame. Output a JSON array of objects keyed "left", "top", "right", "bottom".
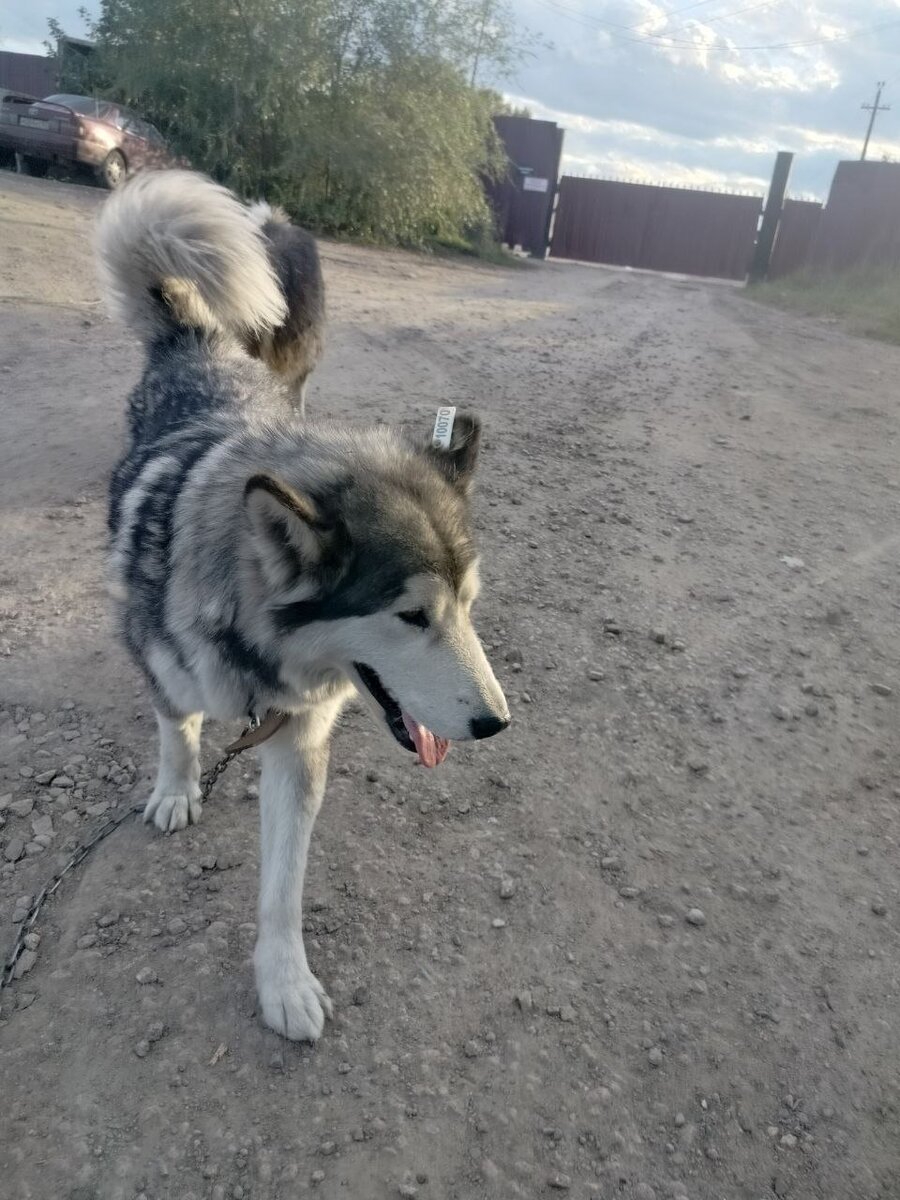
[
  {"left": 750, "top": 268, "right": 900, "bottom": 345},
  {"left": 427, "top": 231, "right": 531, "bottom": 267}
]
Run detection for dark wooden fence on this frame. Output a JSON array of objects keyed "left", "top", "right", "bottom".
[{"left": 549, "top": 176, "right": 763, "bottom": 281}]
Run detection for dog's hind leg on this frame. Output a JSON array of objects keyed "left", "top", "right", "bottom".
[
  {"left": 143, "top": 711, "right": 204, "bottom": 834},
  {"left": 253, "top": 697, "right": 344, "bottom": 1042}
]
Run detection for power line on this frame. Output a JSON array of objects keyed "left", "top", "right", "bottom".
[{"left": 532, "top": 0, "right": 900, "bottom": 54}]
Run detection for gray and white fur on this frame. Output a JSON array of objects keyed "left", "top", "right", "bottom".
[
  {"left": 243, "top": 200, "right": 325, "bottom": 411},
  {"left": 98, "top": 169, "right": 509, "bottom": 1041}
]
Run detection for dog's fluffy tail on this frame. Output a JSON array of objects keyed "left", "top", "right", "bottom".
[{"left": 95, "top": 170, "right": 287, "bottom": 341}]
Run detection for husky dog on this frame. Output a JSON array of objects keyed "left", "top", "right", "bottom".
[
  {"left": 243, "top": 201, "right": 325, "bottom": 411},
  {"left": 97, "top": 170, "right": 509, "bottom": 1041}
]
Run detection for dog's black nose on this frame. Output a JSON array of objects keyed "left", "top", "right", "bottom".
[{"left": 470, "top": 714, "right": 510, "bottom": 740}]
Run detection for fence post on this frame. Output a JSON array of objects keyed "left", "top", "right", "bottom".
[{"left": 748, "top": 151, "right": 794, "bottom": 283}]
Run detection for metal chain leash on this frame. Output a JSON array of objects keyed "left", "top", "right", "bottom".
[{"left": 0, "top": 719, "right": 257, "bottom": 992}]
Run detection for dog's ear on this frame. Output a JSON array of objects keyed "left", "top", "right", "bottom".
[
  {"left": 425, "top": 412, "right": 481, "bottom": 495},
  {"left": 244, "top": 473, "right": 328, "bottom": 591}
]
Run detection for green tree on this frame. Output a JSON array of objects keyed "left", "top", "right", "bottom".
[{"left": 50, "top": 0, "right": 530, "bottom": 246}]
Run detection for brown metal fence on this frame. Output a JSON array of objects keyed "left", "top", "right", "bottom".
[
  {"left": 0, "top": 51, "right": 57, "bottom": 98},
  {"left": 486, "top": 115, "right": 564, "bottom": 258},
  {"left": 767, "top": 200, "right": 823, "bottom": 280},
  {"left": 807, "top": 161, "right": 900, "bottom": 273},
  {"left": 550, "top": 176, "right": 763, "bottom": 281}
]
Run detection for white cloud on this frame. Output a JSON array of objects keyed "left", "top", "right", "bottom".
[{"left": 509, "top": 0, "right": 900, "bottom": 197}]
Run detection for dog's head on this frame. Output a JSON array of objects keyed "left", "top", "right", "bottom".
[{"left": 244, "top": 414, "right": 509, "bottom": 765}]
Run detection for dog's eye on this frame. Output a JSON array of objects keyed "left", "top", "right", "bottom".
[{"left": 398, "top": 609, "right": 430, "bottom": 630}]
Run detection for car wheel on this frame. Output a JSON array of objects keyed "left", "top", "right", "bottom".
[{"left": 98, "top": 149, "right": 127, "bottom": 190}]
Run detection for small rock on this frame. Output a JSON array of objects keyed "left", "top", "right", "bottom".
[
  {"left": 351, "top": 985, "right": 368, "bottom": 1006},
  {"left": 13, "top": 949, "right": 37, "bottom": 978},
  {"left": 97, "top": 911, "right": 119, "bottom": 928},
  {"left": 588, "top": 668, "right": 604, "bottom": 682},
  {"left": 780, "top": 1133, "right": 798, "bottom": 1148},
  {"left": 146, "top": 1020, "right": 166, "bottom": 1043},
  {"left": 398, "top": 1186, "right": 418, "bottom": 1199},
  {"left": 685, "top": 908, "right": 706, "bottom": 926},
  {"left": 773, "top": 705, "right": 791, "bottom": 722},
  {"left": 648, "top": 1047, "right": 664, "bottom": 1067},
  {"left": 686, "top": 758, "right": 709, "bottom": 775},
  {"left": 34, "top": 770, "right": 57, "bottom": 785},
  {"left": 31, "top": 815, "right": 53, "bottom": 838},
  {"left": 167, "top": 917, "right": 188, "bottom": 936},
  {"left": 514, "top": 989, "right": 534, "bottom": 1012},
  {"left": 548, "top": 1174, "right": 571, "bottom": 1190},
  {"left": 871, "top": 682, "right": 893, "bottom": 697},
  {"left": 601, "top": 856, "right": 622, "bottom": 871},
  {"left": 651, "top": 629, "right": 667, "bottom": 645},
  {"left": 804, "top": 702, "right": 819, "bottom": 717},
  {"left": 23, "top": 932, "right": 40, "bottom": 951},
  {"left": 52, "top": 774, "right": 75, "bottom": 789},
  {"left": 491, "top": 917, "right": 506, "bottom": 928},
  {"left": 619, "top": 886, "right": 640, "bottom": 900},
  {"left": 464, "top": 1040, "right": 480, "bottom": 1058},
  {"left": 134, "top": 1040, "right": 150, "bottom": 1058},
  {"left": 499, "top": 876, "right": 516, "bottom": 899},
  {"left": 136, "top": 967, "right": 158, "bottom": 985},
  {"left": 559, "top": 1004, "right": 576, "bottom": 1023},
  {"left": 4, "top": 838, "right": 24, "bottom": 863},
  {"left": 18, "top": 767, "right": 34, "bottom": 779},
  {"left": 318, "top": 1141, "right": 337, "bottom": 1156},
  {"left": 657, "top": 914, "right": 675, "bottom": 928},
  {"left": 310, "top": 1171, "right": 325, "bottom": 1185},
  {"left": 10, "top": 798, "right": 34, "bottom": 818},
  {"left": 77, "top": 933, "right": 97, "bottom": 950},
  {"left": 871, "top": 899, "right": 888, "bottom": 916},
  {"left": 634, "top": 1186, "right": 656, "bottom": 1200}
]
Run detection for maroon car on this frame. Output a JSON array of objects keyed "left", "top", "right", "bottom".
[{"left": 0, "top": 92, "right": 184, "bottom": 188}]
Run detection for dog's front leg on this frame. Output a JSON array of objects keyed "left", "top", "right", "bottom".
[
  {"left": 254, "top": 700, "right": 343, "bottom": 1042},
  {"left": 144, "top": 711, "right": 204, "bottom": 833}
]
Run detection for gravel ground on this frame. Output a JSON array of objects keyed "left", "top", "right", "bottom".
[{"left": 0, "top": 170, "right": 899, "bottom": 1200}]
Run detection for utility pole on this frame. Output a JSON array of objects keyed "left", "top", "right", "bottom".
[{"left": 861, "top": 82, "right": 890, "bottom": 161}]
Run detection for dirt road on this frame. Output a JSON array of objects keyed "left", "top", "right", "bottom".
[{"left": 1, "top": 172, "right": 898, "bottom": 1200}]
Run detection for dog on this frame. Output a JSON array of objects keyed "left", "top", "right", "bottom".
[
  {"left": 243, "top": 201, "right": 325, "bottom": 411},
  {"left": 96, "top": 169, "right": 510, "bottom": 1041}
]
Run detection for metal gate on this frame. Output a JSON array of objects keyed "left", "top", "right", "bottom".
[
  {"left": 550, "top": 176, "right": 763, "bottom": 281},
  {"left": 486, "top": 115, "right": 564, "bottom": 258}
]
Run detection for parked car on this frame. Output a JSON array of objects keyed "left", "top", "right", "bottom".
[{"left": 0, "top": 92, "right": 185, "bottom": 188}]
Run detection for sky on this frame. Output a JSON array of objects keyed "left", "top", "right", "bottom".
[{"left": 3, "top": 0, "right": 900, "bottom": 198}]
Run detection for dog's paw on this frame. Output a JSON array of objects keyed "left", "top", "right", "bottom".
[
  {"left": 255, "top": 941, "right": 333, "bottom": 1042},
  {"left": 143, "top": 783, "right": 202, "bottom": 833}
]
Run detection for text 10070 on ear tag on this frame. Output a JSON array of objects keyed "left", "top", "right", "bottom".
[{"left": 432, "top": 406, "right": 456, "bottom": 449}]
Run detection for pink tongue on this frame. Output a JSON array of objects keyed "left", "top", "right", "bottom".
[{"left": 402, "top": 711, "right": 451, "bottom": 768}]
